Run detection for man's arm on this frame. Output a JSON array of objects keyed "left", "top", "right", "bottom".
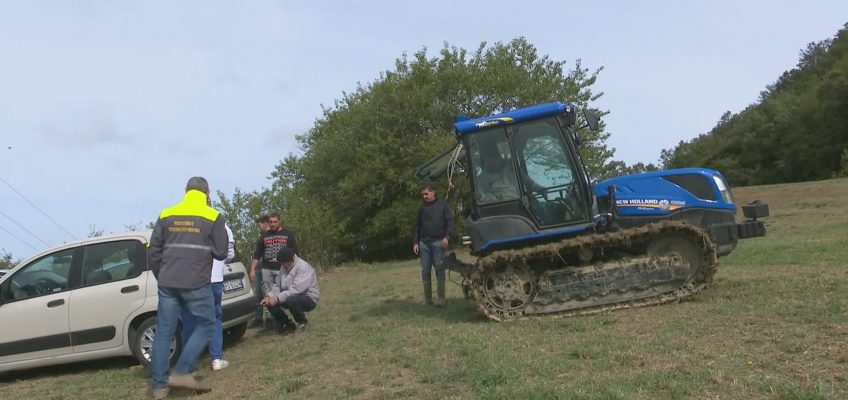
[
  {"left": 249, "top": 236, "right": 264, "bottom": 281},
  {"left": 210, "top": 216, "right": 229, "bottom": 261},
  {"left": 224, "top": 224, "right": 236, "bottom": 263}
]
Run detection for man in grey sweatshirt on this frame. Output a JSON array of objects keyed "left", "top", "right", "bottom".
[{"left": 260, "top": 247, "right": 320, "bottom": 333}]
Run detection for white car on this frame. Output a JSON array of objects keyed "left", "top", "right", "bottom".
[{"left": 0, "top": 231, "right": 256, "bottom": 373}]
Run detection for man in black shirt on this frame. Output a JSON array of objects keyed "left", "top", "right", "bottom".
[
  {"left": 412, "top": 182, "right": 454, "bottom": 307},
  {"left": 250, "top": 213, "right": 299, "bottom": 301}
]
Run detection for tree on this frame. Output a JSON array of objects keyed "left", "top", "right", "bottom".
[
  {"left": 0, "top": 249, "right": 17, "bottom": 269},
  {"left": 213, "top": 188, "right": 271, "bottom": 266},
  {"left": 271, "top": 38, "right": 608, "bottom": 264}
]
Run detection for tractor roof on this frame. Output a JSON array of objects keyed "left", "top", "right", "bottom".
[{"left": 453, "top": 102, "right": 572, "bottom": 135}]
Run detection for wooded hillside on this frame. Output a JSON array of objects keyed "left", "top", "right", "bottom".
[{"left": 661, "top": 23, "right": 848, "bottom": 186}]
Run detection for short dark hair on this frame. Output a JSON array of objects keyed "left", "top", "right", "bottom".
[
  {"left": 185, "top": 176, "right": 210, "bottom": 194},
  {"left": 255, "top": 215, "right": 270, "bottom": 224},
  {"left": 269, "top": 212, "right": 281, "bottom": 220},
  {"left": 420, "top": 182, "right": 436, "bottom": 192}
]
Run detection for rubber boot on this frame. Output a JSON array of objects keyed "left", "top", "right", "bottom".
[
  {"left": 422, "top": 280, "right": 433, "bottom": 305},
  {"left": 435, "top": 280, "right": 446, "bottom": 307}
]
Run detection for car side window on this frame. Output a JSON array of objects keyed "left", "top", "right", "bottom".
[
  {"left": 81, "top": 240, "right": 147, "bottom": 287},
  {"left": 6, "top": 248, "right": 75, "bottom": 301}
]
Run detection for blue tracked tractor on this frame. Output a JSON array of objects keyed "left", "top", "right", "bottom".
[{"left": 415, "top": 102, "right": 768, "bottom": 321}]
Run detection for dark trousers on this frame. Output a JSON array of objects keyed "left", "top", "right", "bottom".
[
  {"left": 253, "top": 271, "right": 264, "bottom": 320},
  {"left": 266, "top": 294, "right": 317, "bottom": 324}
]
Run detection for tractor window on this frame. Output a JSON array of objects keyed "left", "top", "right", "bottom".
[
  {"left": 468, "top": 128, "right": 520, "bottom": 204},
  {"left": 518, "top": 121, "right": 575, "bottom": 188},
  {"left": 513, "top": 118, "right": 585, "bottom": 226}
]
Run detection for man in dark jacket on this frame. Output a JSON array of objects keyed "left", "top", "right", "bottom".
[
  {"left": 412, "top": 182, "right": 454, "bottom": 307},
  {"left": 148, "top": 177, "right": 229, "bottom": 399}
]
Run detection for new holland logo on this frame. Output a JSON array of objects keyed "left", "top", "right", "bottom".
[
  {"left": 615, "top": 198, "right": 685, "bottom": 211},
  {"left": 474, "top": 117, "right": 514, "bottom": 128}
]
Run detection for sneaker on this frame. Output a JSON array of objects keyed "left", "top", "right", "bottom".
[
  {"left": 295, "top": 322, "right": 308, "bottom": 334},
  {"left": 151, "top": 388, "right": 169, "bottom": 400},
  {"left": 168, "top": 373, "right": 211, "bottom": 393},
  {"left": 211, "top": 359, "right": 230, "bottom": 371}
]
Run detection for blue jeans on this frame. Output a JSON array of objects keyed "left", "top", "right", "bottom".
[
  {"left": 181, "top": 282, "right": 224, "bottom": 361},
  {"left": 151, "top": 284, "right": 215, "bottom": 390},
  {"left": 419, "top": 239, "right": 446, "bottom": 281}
]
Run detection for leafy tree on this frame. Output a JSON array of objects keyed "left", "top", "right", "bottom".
[
  {"left": 213, "top": 188, "right": 271, "bottom": 265},
  {"left": 0, "top": 249, "right": 17, "bottom": 269},
  {"left": 599, "top": 161, "right": 660, "bottom": 181}
]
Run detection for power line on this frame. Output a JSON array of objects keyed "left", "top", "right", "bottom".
[
  {"left": 0, "top": 222, "right": 40, "bottom": 252},
  {"left": 0, "top": 209, "right": 52, "bottom": 247},
  {"left": 0, "top": 175, "right": 77, "bottom": 241}
]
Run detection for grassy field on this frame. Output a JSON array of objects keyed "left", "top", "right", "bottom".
[{"left": 2, "top": 179, "right": 846, "bottom": 399}]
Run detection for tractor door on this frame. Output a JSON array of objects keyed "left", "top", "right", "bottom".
[{"left": 511, "top": 117, "right": 589, "bottom": 227}]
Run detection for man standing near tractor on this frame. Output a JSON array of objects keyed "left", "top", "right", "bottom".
[{"left": 412, "top": 182, "right": 454, "bottom": 307}]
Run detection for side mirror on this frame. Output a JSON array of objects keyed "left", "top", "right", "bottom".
[{"left": 583, "top": 109, "right": 600, "bottom": 131}]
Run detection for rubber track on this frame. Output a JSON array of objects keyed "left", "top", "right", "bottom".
[{"left": 469, "top": 221, "right": 718, "bottom": 321}]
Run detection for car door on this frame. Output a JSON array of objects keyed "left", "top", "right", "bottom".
[
  {"left": 68, "top": 239, "right": 149, "bottom": 353},
  {"left": 0, "top": 247, "right": 79, "bottom": 364}
]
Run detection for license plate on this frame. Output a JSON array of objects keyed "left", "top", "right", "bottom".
[{"left": 223, "top": 278, "right": 244, "bottom": 293}]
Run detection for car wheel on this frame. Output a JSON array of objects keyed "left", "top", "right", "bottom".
[
  {"left": 132, "top": 317, "right": 182, "bottom": 367},
  {"left": 223, "top": 322, "right": 248, "bottom": 344}
]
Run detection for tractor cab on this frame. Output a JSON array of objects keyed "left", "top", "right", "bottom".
[{"left": 415, "top": 103, "right": 597, "bottom": 255}]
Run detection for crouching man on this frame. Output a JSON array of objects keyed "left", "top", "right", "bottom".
[{"left": 260, "top": 247, "right": 320, "bottom": 334}]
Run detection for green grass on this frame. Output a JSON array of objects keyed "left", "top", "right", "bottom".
[{"left": 2, "top": 179, "right": 847, "bottom": 399}]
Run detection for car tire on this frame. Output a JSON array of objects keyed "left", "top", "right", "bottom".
[
  {"left": 132, "top": 317, "right": 182, "bottom": 367},
  {"left": 223, "top": 322, "right": 248, "bottom": 344}
]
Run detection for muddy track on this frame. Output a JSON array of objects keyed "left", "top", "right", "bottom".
[{"left": 469, "top": 221, "right": 718, "bottom": 321}]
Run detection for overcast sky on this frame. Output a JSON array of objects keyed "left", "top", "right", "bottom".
[{"left": 1, "top": 1, "right": 846, "bottom": 260}]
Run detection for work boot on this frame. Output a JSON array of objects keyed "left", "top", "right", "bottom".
[
  {"left": 151, "top": 388, "right": 169, "bottom": 399},
  {"left": 422, "top": 280, "right": 433, "bottom": 305},
  {"left": 435, "top": 280, "right": 446, "bottom": 307},
  {"left": 168, "top": 373, "right": 211, "bottom": 393}
]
